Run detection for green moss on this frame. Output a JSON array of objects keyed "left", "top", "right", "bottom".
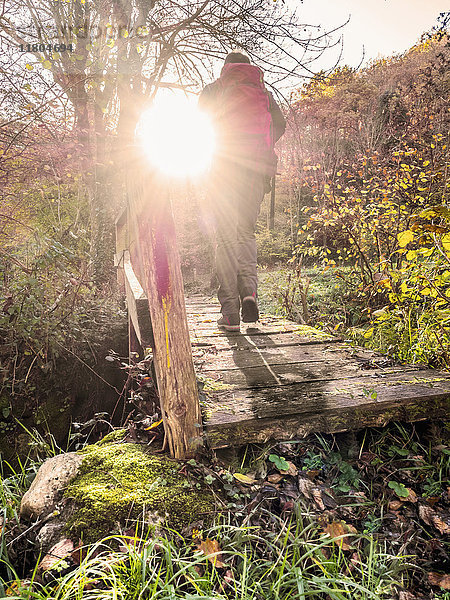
[
  {"left": 95, "top": 428, "right": 127, "bottom": 446},
  {"left": 292, "top": 325, "right": 333, "bottom": 340},
  {"left": 64, "top": 442, "right": 215, "bottom": 543},
  {"left": 198, "top": 375, "right": 233, "bottom": 393}
]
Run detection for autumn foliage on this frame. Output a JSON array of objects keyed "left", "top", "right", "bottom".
[{"left": 279, "top": 34, "right": 450, "bottom": 365}]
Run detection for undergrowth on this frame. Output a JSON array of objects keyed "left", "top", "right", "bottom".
[
  {"left": 1, "top": 518, "right": 410, "bottom": 600},
  {"left": 0, "top": 421, "right": 448, "bottom": 599}
]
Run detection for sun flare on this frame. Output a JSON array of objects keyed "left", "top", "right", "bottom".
[{"left": 136, "top": 90, "right": 215, "bottom": 178}]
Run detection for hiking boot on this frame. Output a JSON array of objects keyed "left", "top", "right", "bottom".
[
  {"left": 217, "top": 314, "right": 240, "bottom": 332},
  {"left": 241, "top": 294, "right": 259, "bottom": 323}
]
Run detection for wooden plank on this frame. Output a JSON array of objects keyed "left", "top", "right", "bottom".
[
  {"left": 191, "top": 332, "right": 339, "bottom": 350},
  {"left": 129, "top": 314, "right": 141, "bottom": 360},
  {"left": 185, "top": 303, "right": 221, "bottom": 313},
  {"left": 186, "top": 304, "right": 337, "bottom": 344},
  {"left": 194, "top": 342, "right": 362, "bottom": 371},
  {"left": 189, "top": 323, "right": 308, "bottom": 337},
  {"left": 204, "top": 369, "right": 450, "bottom": 420},
  {"left": 203, "top": 370, "right": 450, "bottom": 447},
  {"left": 123, "top": 251, "right": 154, "bottom": 350},
  {"left": 115, "top": 206, "right": 128, "bottom": 290},
  {"left": 127, "top": 168, "right": 202, "bottom": 459},
  {"left": 188, "top": 313, "right": 299, "bottom": 326},
  {"left": 186, "top": 304, "right": 327, "bottom": 339},
  {"left": 198, "top": 361, "right": 415, "bottom": 390}
]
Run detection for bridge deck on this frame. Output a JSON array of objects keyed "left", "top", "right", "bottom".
[{"left": 186, "top": 296, "right": 450, "bottom": 448}]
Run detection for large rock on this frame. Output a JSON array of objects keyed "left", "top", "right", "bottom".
[{"left": 20, "top": 453, "right": 84, "bottom": 519}]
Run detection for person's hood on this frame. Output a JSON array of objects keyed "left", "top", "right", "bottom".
[{"left": 219, "top": 63, "right": 265, "bottom": 87}]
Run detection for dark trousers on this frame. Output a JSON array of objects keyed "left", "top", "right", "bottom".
[{"left": 209, "top": 161, "right": 265, "bottom": 317}]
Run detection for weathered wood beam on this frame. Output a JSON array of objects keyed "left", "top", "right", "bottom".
[
  {"left": 127, "top": 166, "right": 203, "bottom": 459},
  {"left": 200, "top": 362, "right": 418, "bottom": 389},
  {"left": 203, "top": 369, "right": 450, "bottom": 447},
  {"left": 115, "top": 207, "right": 129, "bottom": 290},
  {"left": 123, "top": 251, "right": 154, "bottom": 351},
  {"left": 197, "top": 342, "right": 357, "bottom": 371}
]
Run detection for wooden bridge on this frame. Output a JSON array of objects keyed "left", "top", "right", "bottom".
[
  {"left": 116, "top": 170, "right": 450, "bottom": 459},
  {"left": 186, "top": 297, "right": 450, "bottom": 448}
]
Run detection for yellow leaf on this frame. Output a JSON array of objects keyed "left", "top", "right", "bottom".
[
  {"left": 144, "top": 418, "right": 163, "bottom": 431},
  {"left": 233, "top": 472, "right": 256, "bottom": 485},
  {"left": 397, "top": 230, "right": 414, "bottom": 247},
  {"left": 25, "top": 63, "right": 34, "bottom": 71},
  {"left": 442, "top": 233, "right": 450, "bottom": 254},
  {"left": 42, "top": 60, "right": 52, "bottom": 69},
  {"left": 5, "top": 581, "right": 24, "bottom": 596}
]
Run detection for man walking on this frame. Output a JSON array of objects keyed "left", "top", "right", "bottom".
[{"left": 199, "top": 52, "right": 286, "bottom": 331}]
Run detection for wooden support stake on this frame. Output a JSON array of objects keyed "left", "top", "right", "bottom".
[
  {"left": 268, "top": 176, "right": 275, "bottom": 230},
  {"left": 127, "top": 165, "right": 203, "bottom": 459}
]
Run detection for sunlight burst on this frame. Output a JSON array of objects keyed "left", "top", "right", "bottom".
[{"left": 136, "top": 90, "right": 215, "bottom": 178}]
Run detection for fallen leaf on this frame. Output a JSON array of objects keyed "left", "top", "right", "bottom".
[
  {"left": 281, "top": 500, "right": 295, "bottom": 512},
  {"left": 323, "top": 521, "right": 357, "bottom": 551},
  {"left": 298, "top": 477, "right": 314, "bottom": 497},
  {"left": 267, "top": 473, "right": 283, "bottom": 484},
  {"left": 305, "top": 469, "right": 319, "bottom": 480},
  {"left": 389, "top": 500, "right": 404, "bottom": 511},
  {"left": 280, "top": 461, "right": 298, "bottom": 476},
  {"left": 5, "top": 581, "right": 28, "bottom": 596},
  {"left": 39, "top": 539, "right": 75, "bottom": 572},
  {"left": 298, "top": 477, "right": 325, "bottom": 510},
  {"left": 419, "top": 504, "right": 450, "bottom": 535},
  {"left": 426, "top": 496, "right": 440, "bottom": 507},
  {"left": 233, "top": 472, "right": 256, "bottom": 485},
  {"left": 404, "top": 488, "right": 418, "bottom": 503},
  {"left": 428, "top": 572, "right": 450, "bottom": 589},
  {"left": 224, "top": 569, "right": 234, "bottom": 584},
  {"left": 198, "top": 538, "right": 226, "bottom": 568},
  {"left": 312, "top": 487, "right": 326, "bottom": 511},
  {"left": 322, "top": 489, "right": 338, "bottom": 509},
  {"left": 145, "top": 418, "right": 163, "bottom": 431}
]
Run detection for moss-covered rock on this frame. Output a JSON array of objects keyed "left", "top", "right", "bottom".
[
  {"left": 95, "top": 428, "right": 127, "bottom": 446},
  {"left": 64, "top": 442, "right": 215, "bottom": 543}
]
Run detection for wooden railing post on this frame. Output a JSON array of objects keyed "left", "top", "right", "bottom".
[
  {"left": 268, "top": 175, "right": 275, "bottom": 230},
  {"left": 127, "top": 161, "right": 203, "bottom": 459}
]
